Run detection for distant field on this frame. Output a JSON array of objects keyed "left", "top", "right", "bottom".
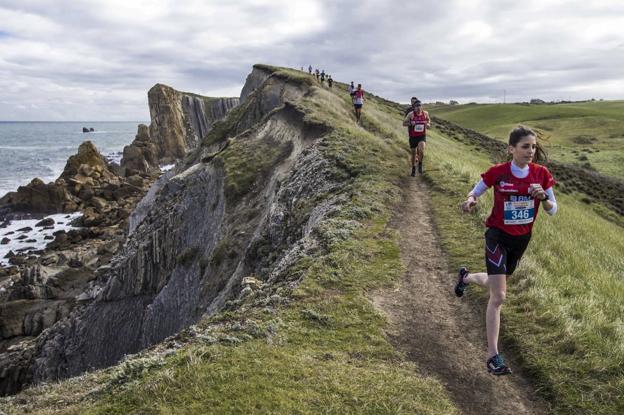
[{"left": 429, "top": 101, "right": 624, "bottom": 179}]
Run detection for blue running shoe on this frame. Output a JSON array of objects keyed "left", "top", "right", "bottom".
[
  {"left": 454, "top": 267, "right": 469, "bottom": 297},
  {"left": 486, "top": 354, "right": 512, "bottom": 376}
]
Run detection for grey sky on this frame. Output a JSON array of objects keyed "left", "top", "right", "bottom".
[{"left": 1, "top": 0, "right": 623, "bottom": 120}]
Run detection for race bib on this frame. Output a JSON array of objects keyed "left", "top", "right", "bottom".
[
  {"left": 504, "top": 199, "right": 535, "bottom": 224},
  {"left": 414, "top": 124, "right": 425, "bottom": 132}
]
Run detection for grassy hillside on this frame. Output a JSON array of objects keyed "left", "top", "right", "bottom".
[
  {"left": 417, "top": 122, "right": 624, "bottom": 414},
  {"left": 0, "top": 67, "right": 458, "bottom": 414},
  {"left": 2, "top": 67, "right": 623, "bottom": 414},
  {"left": 429, "top": 101, "right": 624, "bottom": 179}
]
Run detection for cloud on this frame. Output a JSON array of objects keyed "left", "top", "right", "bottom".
[{"left": 0, "top": 0, "right": 623, "bottom": 120}]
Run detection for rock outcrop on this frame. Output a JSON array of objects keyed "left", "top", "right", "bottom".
[
  {"left": 0, "top": 82, "right": 241, "bottom": 386},
  {"left": 0, "top": 139, "right": 159, "bottom": 381},
  {"left": 120, "top": 124, "right": 159, "bottom": 176},
  {"left": 239, "top": 65, "right": 273, "bottom": 103},
  {"left": 0, "top": 141, "right": 129, "bottom": 218},
  {"left": 60, "top": 141, "right": 114, "bottom": 183},
  {"left": 141, "top": 84, "right": 239, "bottom": 165},
  {"left": 0, "top": 178, "right": 77, "bottom": 216},
  {"left": 0, "top": 65, "right": 336, "bottom": 395},
  {"left": 0, "top": 141, "right": 153, "bottom": 223}
]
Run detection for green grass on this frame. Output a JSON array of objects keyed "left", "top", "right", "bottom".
[
  {"left": 253, "top": 64, "right": 318, "bottom": 89},
  {"left": 354, "top": 98, "right": 624, "bottom": 414},
  {"left": 79, "top": 77, "right": 457, "bottom": 414},
  {"left": 429, "top": 101, "right": 624, "bottom": 179},
  {"left": 218, "top": 135, "right": 294, "bottom": 204},
  {"left": 0, "top": 66, "right": 458, "bottom": 415},
  {"left": 4, "top": 67, "right": 623, "bottom": 415},
  {"left": 420, "top": 131, "right": 624, "bottom": 414},
  {"left": 78, "top": 215, "right": 456, "bottom": 415}
]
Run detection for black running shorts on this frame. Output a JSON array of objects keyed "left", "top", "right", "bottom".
[
  {"left": 409, "top": 136, "right": 426, "bottom": 148},
  {"left": 354, "top": 103, "right": 363, "bottom": 109},
  {"left": 484, "top": 227, "right": 531, "bottom": 276}
]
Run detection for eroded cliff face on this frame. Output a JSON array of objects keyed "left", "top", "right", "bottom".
[
  {"left": 239, "top": 65, "right": 272, "bottom": 103},
  {"left": 0, "top": 65, "right": 337, "bottom": 395},
  {"left": 145, "top": 84, "right": 239, "bottom": 164},
  {"left": 0, "top": 141, "right": 160, "bottom": 395}
]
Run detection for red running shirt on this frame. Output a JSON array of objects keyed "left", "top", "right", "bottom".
[
  {"left": 409, "top": 111, "right": 430, "bottom": 137},
  {"left": 481, "top": 162, "right": 556, "bottom": 236}
]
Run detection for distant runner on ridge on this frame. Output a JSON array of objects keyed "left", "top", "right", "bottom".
[
  {"left": 348, "top": 81, "right": 355, "bottom": 99},
  {"left": 353, "top": 83, "right": 365, "bottom": 123},
  {"left": 455, "top": 125, "right": 558, "bottom": 376},
  {"left": 402, "top": 99, "right": 430, "bottom": 175}
]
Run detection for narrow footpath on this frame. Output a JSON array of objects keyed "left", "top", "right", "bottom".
[{"left": 372, "top": 177, "right": 546, "bottom": 415}]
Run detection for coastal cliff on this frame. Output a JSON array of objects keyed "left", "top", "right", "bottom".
[
  {"left": 2, "top": 66, "right": 624, "bottom": 415},
  {"left": 143, "top": 84, "right": 239, "bottom": 164},
  {"left": 0, "top": 85, "right": 239, "bottom": 395},
  {"left": 0, "top": 65, "right": 334, "bottom": 395},
  {"left": 119, "top": 85, "right": 239, "bottom": 177}
]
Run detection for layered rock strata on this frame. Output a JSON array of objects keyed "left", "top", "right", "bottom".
[
  {"left": 0, "top": 142, "right": 158, "bottom": 393},
  {"left": 134, "top": 84, "right": 239, "bottom": 166},
  {"left": 0, "top": 65, "right": 339, "bottom": 395}
]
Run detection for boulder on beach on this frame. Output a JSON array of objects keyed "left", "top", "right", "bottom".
[
  {"left": 35, "top": 218, "right": 55, "bottom": 227},
  {"left": 8, "top": 254, "right": 26, "bottom": 266},
  {"left": 0, "top": 178, "right": 77, "bottom": 215}
]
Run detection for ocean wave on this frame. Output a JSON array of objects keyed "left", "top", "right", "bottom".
[{"left": 105, "top": 152, "right": 123, "bottom": 165}]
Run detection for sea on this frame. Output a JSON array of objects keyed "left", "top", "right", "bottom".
[{"left": 0, "top": 121, "right": 146, "bottom": 198}]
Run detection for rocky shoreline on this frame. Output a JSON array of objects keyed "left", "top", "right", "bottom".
[
  {"left": 0, "top": 137, "right": 159, "bottom": 358},
  {"left": 0, "top": 84, "right": 240, "bottom": 395}
]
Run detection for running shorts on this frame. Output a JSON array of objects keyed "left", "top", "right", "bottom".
[
  {"left": 484, "top": 227, "right": 531, "bottom": 275},
  {"left": 354, "top": 103, "right": 363, "bottom": 109},
  {"left": 409, "top": 136, "right": 426, "bottom": 148}
]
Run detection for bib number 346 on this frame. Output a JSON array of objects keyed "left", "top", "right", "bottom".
[{"left": 503, "top": 200, "right": 535, "bottom": 224}]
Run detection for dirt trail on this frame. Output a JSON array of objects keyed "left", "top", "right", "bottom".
[{"left": 372, "top": 177, "right": 546, "bottom": 415}]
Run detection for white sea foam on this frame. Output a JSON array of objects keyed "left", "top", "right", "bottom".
[
  {"left": 105, "top": 151, "right": 123, "bottom": 165},
  {"left": 0, "top": 212, "right": 82, "bottom": 267}
]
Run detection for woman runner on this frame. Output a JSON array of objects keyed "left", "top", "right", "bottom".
[
  {"left": 455, "top": 125, "right": 558, "bottom": 375},
  {"left": 353, "top": 84, "right": 365, "bottom": 123}
]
